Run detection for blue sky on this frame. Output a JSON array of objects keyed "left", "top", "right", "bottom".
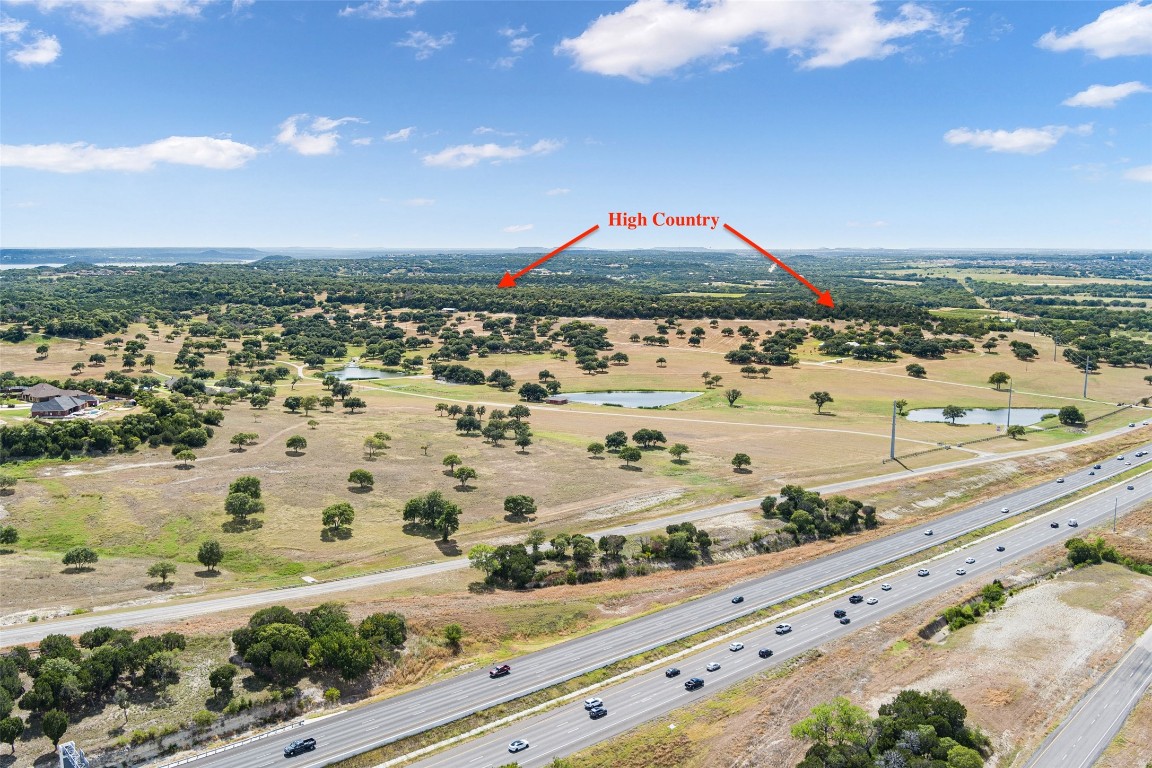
[{"left": 1, "top": 0, "right": 1150, "bottom": 249}]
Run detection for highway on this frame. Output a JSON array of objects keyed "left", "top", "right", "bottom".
[
  {"left": 1021, "top": 623, "right": 1152, "bottom": 768},
  {"left": 2, "top": 423, "right": 1144, "bottom": 648},
  {"left": 404, "top": 472, "right": 1152, "bottom": 768},
  {"left": 146, "top": 445, "right": 1152, "bottom": 768}
]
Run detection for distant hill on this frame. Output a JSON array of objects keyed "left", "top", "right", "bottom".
[{"left": 0, "top": 248, "right": 269, "bottom": 264}]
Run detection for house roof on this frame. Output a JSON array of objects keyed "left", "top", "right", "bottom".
[
  {"left": 31, "top": 395, "right": 92, "bottom": 414},
  {"left": 22, "top": 382, "right": 69, "bottom": 398}
]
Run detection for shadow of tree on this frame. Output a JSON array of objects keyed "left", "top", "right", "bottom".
[
  {"left": 348, "top": 486, "right": 373, "bottom": 494},
  {"left": 468, "top": 581, "right": 495, "bottom": 594},
  {"left": 436, "top": 540, "right": 461, "bottom": 557},
  {"left": 320, "top": 528, "right": 353, "bottom": 542},
  {"left": 194, "top": 569, "right": 222, "bottom": 578},
  {"left": 619, "top": 465, "right": 643, "bottom": 472},
  {"left": 454, "top": 484, "right": 476, "bottom": 492},
  {"left": 503, "top": 514, "right": 535, "bottom": 524},
  {"left": 221, "top": 518, "right": 263, "bottom": 534},
  {"left": 60, "top": 566, "right": 95, "bottom": 575},
  {"left": 144, "top": 582, "right": 174, "bottom": 593},
  {"left": 401, "top": 522, "right": 440, "bottom": 540},
  {"left": 732, "top": 467, "right": 753, "bottom": 474}
]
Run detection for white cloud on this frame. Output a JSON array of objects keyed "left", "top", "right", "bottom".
[
  {"left": 0, "top": 135, "right": 258, "bottom": 172},
  {"left": 1038, "top": 1, "right": 1152, "bottom": 58},
  {"left": 383, "top": 126, "right": 415, "bottom": 142},
  {"left": 339, "top": 0, "right": 423, "bottom": 19},
  {"left": 276, "top": 114, "right": 364, "bottom": 156},
  {"left": 546, "top": 188, "right": 570, "bottom": 196},
  {"left": 473, "top": 126, "right": 518, "bottom": 136},
  {"left": 405, "top": 197, "right": 435, "bottom": 206},
  {"left": 1063, "top": 81, "right": 1150, "bottom": 108},
  {"left": 494, "top": 55, "right": 519, "bottom": 69},
  {"left": 1, "top": 14, "right": 61, "bottom": 66},
  {"left": 503, "top": 224, "right": 533, "bottom": 233},
  {"left": 943, "top": 124, "right": 1092, "bottom": 154},
  {"left": 1124, "top": 164, "right": 1152, "bottom": 182},
  {"left": 422, "top": 139, "right": 562, "bottom": 169},
  {"left": 500, "top": 24, "right": 536, "bottom": 53},
  {"left": 350, "top": 137, "right": 372, "bottom": 146},
  {"left": 396, "top": 30, "right": 454, "bottom": 59},
  {"left": 8, "top": 0, "right": 211, "bottom": 33},
  {"left": 556, "top": 0, "right": 965, "bottom": 81}
]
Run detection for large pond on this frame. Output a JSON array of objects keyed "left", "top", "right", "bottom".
[
  {"left": 329, "top": 363, "right": 407, "bottom": 381},
  {"left": 906, "top": 407, "right": 1057, "bottom": 426},
  {"left": 563, "top": 391, "right": 700, "bottom": 408}
]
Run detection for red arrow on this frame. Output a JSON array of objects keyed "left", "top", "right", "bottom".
[
  {"left": 723, "top": 223, "right": 834, "bottom": 308},
  {"left": 498, "top": 224, "right": 600, "bottom": 288}
]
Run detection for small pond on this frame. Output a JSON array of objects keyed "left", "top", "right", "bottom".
[
  {"left": 563, "top": 391, "right": 700, "bottom": 408},
  {"left": 329, "top": 363, "right": 407, "bottom": 381},
  {"left": 906, "top": 407, "right": 1057, "bottom": 426}
]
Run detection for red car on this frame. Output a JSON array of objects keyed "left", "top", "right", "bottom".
[{"left": 490, "top": 664, "right": 511, "bottom": 678}]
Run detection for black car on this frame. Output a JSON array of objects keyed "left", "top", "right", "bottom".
[
  {"left": 665, "top": 667, "right": 681, "bottom": 678},
  {"left": 839, "top": 617, "right": 851, "bottom": 625},
  {"left": 996, "top": 545, "right": 1005, "bottom": 552},
  {"left": 834, "top": 609, "right": 847, "bottom": 618},
  {"left": 758, "top": 648, "right": 774, "bottom": 659},
  {"left": 588, "top": 706, "right": 608, "bottom": 719},
  {"left": 684, "top": 677, "right": 704, "bottom": 691},
  {"left": 284, "top": 738, "right": 317, "bottom": 757},
  {"left": 1050, "top": 521, "right": 1060, "bottom": 528},
  {"left": 848, "top": 595, "right": 864, "bottom": 604},
  {"left": 731, "top": 595, "right": 744, "bottom": 604}
]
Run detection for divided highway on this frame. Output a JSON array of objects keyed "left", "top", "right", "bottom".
[
  {"left": 155, "top": 445, "right": 1152, "bottom": 768},
  {"left": 406, "top": 472, "right": 1152, "bottom": 768},
  {"left": 1021, "top": 623, "right": 1152, "bottom": 768}
]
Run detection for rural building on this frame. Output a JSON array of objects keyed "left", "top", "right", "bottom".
[
  {"left": 31, "top": 394, "right": 98, "bottom": 418},
  {"left": 440, "top": 307, "right": 459, "bottom": 315},
  {"left": 21, "top": 383, "right": 97, "bottom": 403},
  {"left": 545, "top": 396, "right": 569, "bottom": 405}
]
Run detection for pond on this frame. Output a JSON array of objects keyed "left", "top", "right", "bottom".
[
  {"left": 563, "top": 391, "right": 701, "bottom": 408},
  {"left": 329, "top": 363, "right": 407, "bottom": 381},
  {"left": 906, "top": 407, "right": 1057, "bottom": 426}
]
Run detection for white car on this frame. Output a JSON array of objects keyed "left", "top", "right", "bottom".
[
  {"left": 924, "top": 529, "right": 934, "bottom": 536},
  {"left": 705, "top": 662, "right": 721, "bottom": 671},
  {"left": 866, "top": 597, "right": 878, "bottom": 605},
  {"left": 1056, "top": 477, "right": 1065, "bottom": 483},
  {"left": 583, "top": 698, "right": 603, "bottom": 710},
  {"left": 508, "top": 739, "right": 529, "bottom": 753},
  {"left": 1068, "top": 519, "right": 1078, "bottom": 527},
  {"left": 774, "top": 623, "right": 792, "bottom": 635},
  {"left": 965, "top": 557, "right": 976, "bottom": 564},
  {"left": 956, "top": 568, "right": 967, "bottom": 575},
  {"left": 917, "top": 569, "right": 930, "bottom": 577},
  {"left": 729, "top": 642, "right": 744, "bottom": 652},
  {"left": 881, "top": 583, "right": 892, "bottom": 591},
  {"left": 1000, "top": 507, "right": 1010, "bottom": 513}
]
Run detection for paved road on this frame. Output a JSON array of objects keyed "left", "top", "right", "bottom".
[
  {"left": 404, "top": 474, "right": 1152, "bottom": 768},
  {"left": 1021, "top": 623, "right": 1152, "bottom": 768},
  {"left": 3, "top": 424, "right": 1143, "bottom": 648},
  {"left": 147, "top": 446, "right": 1152, "bottom": 768}
]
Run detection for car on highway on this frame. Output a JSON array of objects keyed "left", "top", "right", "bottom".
[
  {"left": 866, "top": 597, "right": 878, "bottom": 605},
  {"left": 489, "top": 664, "right": 511, "bottom": 678},
  {"left": 1094, "top": 464, "right": 1102, "bottom": 469},
  {"left": 955, "top": 568, "right": 967, "bottom": 575},
  {"left": 1118, "top": 455, "right": 1125, "bottom": 460},
  {"left": 917, "top": 569, "right": 930, "bottom": 577},
  {"left": 1137, "top": 451, "right": 1148, "bottom": 458},
  {"left": 729, "top": 642, "right": 744, "bottom": 651},
  {"left": 758, "top": 648, "right": 774, "bottom": 658},
  {"left": 705, "top": 662, "right": 721, "bottom": 671},
  {"left": 588, "top": 706, "right": 608, "bottom": 719},
  {"left": 774, "top": 623, "right": 792, "bottom": 634},
  {"left": 1050, "top": 521, "right": 1060, "bottom": 528},
  {"left": 665, "top": 667, "right": 681, "bottom": 678},
  {"left": 834, "top": 609, "right": 847, "bottom": 618},
  {"left": 1000, "top": 507, "right": 1010, "bottom": 513},
  {"left": 849, "top": 595, "right": 864, "bottom": 604},
  {"left": 584, "top": 698, "right": 603, "bottom": 710},
  {"left": 508, "top": 739, "right": 529, "bottom": 753},
  {"left": 839, "top": 617, "right": 851, "bottom": 624},
  {"left": 965, "top": 557, "right": 976, "bottom": 564},
  {"left": 284, "top": 738, "right": 317, "bottom": 757},
  {"left": 881, "top": 583, "right": 892, "bottom": 591},
  {"left": 1129, "top": 485, "right": 1136, "bottom": 490},
  {"left": 684, "top": 677, "right": 704, "bottom": 690},
  {"left": 1056, "top": 477, "right": 1065, "bottom": 483},
  {"left": 1068, "top": 519, "right": 1078, "bottom": 527},
  {"left": 996, "top": 545, "right": 1006, "bottom": 552},
  {"left": 1089, "top": 471, "right": 1096, "bottom": 476},
  {"left": 731, "top": 595, "right": 744, "bottom": 604},
  {"left": 924, "top": 529, "right": 934, "bottom": 536}
]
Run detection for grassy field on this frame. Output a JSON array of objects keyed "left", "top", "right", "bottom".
[{"left": 1, "top": 312, "right": 1148, "bottom": 616}]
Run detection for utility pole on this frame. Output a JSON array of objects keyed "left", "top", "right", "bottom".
[
  {"left": 1083, "top": 356, "right": 1091, "bottom": 398},
  {"left": 1006, "top": 383, "right": 1013, "bottom": 432},
  {"left": 890, "top": 400, "right": 898, "bottom": 460}
]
